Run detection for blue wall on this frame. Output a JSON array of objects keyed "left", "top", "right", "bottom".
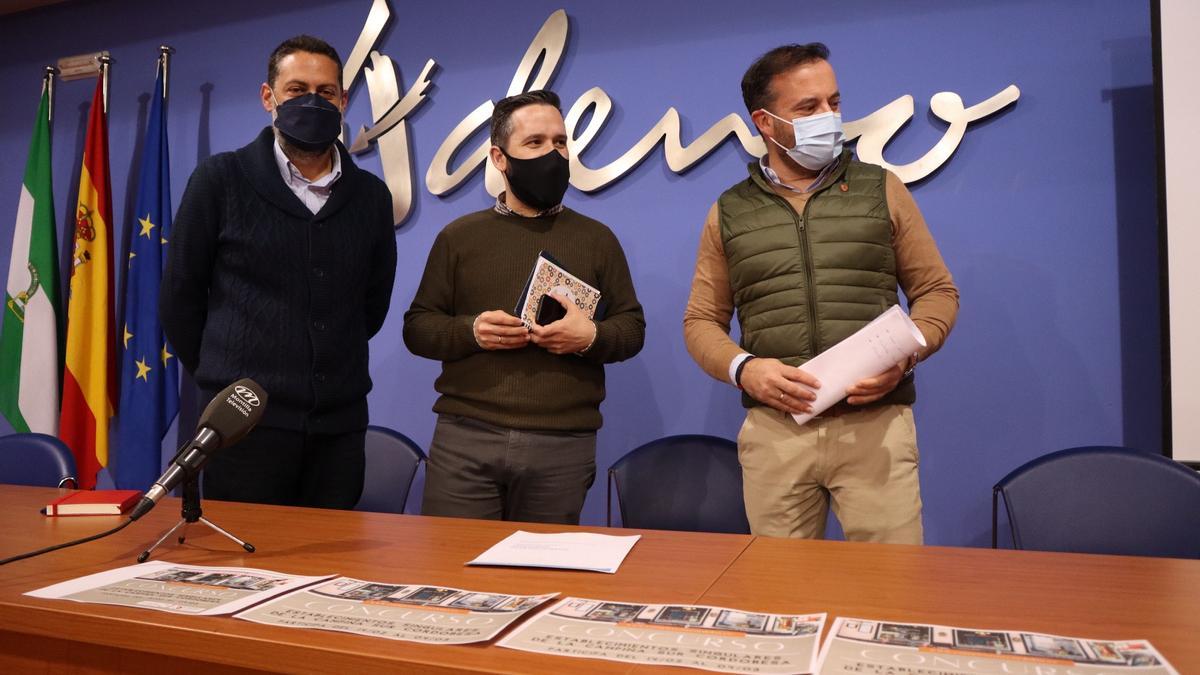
[{"left": 0, "top": 0, "right": 1160, "bottom": 546}]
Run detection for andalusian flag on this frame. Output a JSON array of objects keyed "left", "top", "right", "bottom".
[
  {"left": 0, "top": 83, "right": 62, "bottom": 434},
  {"left": 60, "top": 77, "right": 116, "bottom": 489},
  {"left": 115, "top": 62, "right": 178, "bottom": 490}
]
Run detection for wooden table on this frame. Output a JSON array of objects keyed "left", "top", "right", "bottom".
[
  {"left": 0, "top": 485, "right": 750, "bottom": 674},
  {"left": 694, "top": 537, "right": 1200, "bottom": 671},
  {"left": 2, "top": 485, "right": 1198, "bottom": 673}
]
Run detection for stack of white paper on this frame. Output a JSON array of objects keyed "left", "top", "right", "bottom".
[
  {"left": 467, "top": 531, "right": 641, "bottom": 574},
  {"left": 792, "top": 305, "right": 926, "bottom": 426}
]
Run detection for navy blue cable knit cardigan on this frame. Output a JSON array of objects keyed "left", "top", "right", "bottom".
[{"left": 161, "top": 127, "right": 397, "bottom": 433}]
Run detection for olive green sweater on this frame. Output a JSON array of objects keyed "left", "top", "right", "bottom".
[{"left": 403, "top": 206, "right": 645, "bottom": 431}]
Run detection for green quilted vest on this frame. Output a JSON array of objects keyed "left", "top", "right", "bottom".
[{"left": 718, "top": 152, "right": 916, "bottom": 409}]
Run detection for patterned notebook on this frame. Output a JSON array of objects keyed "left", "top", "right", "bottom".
[{"left": 514, "top": 251, "right": 602, "bottom": 329}]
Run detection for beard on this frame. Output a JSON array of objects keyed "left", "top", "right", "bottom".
[{"left": 274, "top": 128, "right": 334, "bottom": 163}]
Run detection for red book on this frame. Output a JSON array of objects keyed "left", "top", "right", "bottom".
[{"left": 45, "top": 490, "right": 142, "bottom": 516}]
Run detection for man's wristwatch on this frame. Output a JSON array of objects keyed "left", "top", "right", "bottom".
[
  {"left": 902, "top": 353, "right": 919, "bottom": 379},
  {"left": 734, "top": 355, "right": 757, "bottom": 390}
]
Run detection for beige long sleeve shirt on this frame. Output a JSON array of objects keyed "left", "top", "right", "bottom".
[{"left": 683, "top": 170, "right": 959, "bottom": 385}]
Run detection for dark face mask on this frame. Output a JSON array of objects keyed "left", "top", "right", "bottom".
[
  {"left": 501, "top": 148, "right": 570, "bottom": 212},
  {"left": 273, "top": 93, "right": 342, "bottom": 153}
]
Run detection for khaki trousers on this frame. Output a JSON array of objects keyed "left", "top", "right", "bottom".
[{"left": 737, "top": 404, "right": 923, "bottom": 543}]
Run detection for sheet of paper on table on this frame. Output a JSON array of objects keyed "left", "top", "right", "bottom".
[
  {"left": 500, "top": 596, "right": 826, "bottom": 674},
  {"left": 816, "top": 616, "right": 1181, "bottom": 675},
  {"left": 467, "top": 530, "right": 641, "bottom": 574},
  {"left": 25, "top": 561, "right": 333, "bottom": 616},
  {"left": 236, "top": 577, "right": 557, "bottom": 644}
]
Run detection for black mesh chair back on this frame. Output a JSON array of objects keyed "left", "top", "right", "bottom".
[
  {"left": 608, "top": 434, "right": 750, "bottom": 534},
  {"left": 354, "top": 426, "right": 426, "bottom": 514},
  {"left": 0, "top": 432, "right": 77, "bottom": 488},
  {"left": 993, "top": 445, "right": 1200, "bottom": 558}
]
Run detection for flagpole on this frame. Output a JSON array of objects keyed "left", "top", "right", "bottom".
[
  {"left": 43, "top": 66, "right": 58, "bottom": 128},
  {"left": 98, "top": 54, "right": 111, "bottom": 114},
  {"left": 158, "top": 45, "right": 174, "bottom": 102}
]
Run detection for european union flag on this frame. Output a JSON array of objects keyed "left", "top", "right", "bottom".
[{"left": 115, "top": 59, "right": 179, "bottom": 490}]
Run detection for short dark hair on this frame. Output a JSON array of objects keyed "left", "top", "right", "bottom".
[
  {"left": 491, "top": 90, "right": 562, "bottom": 150},
  {"left": 267, "top": 35, "right": 343, "bottom": 88},
  {"left": 740, "top": 43, "right": 830, "bottom": 114}
]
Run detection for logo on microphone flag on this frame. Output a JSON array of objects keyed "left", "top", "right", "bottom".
[
  {"left": 234, "top": 385, "right": 260, "bottom": 407},
  {"left": 60, "top": 76, "right": 117, "bottom": 489},
  {"left": 0, "top": 82, "right": 62, "bottom": 434},
  {"left": 115, "top": 61, "right": 179, "bottom": 491}
]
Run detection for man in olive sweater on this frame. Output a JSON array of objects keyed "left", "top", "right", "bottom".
[
  {"left": 161, "top": 36, "right": 396, "bottom": 509},
  {"left": 404, "top": 90, "right": 644, "bottom": 524}
]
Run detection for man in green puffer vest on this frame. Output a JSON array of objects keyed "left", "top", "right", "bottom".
[{"left": 684, "top": 44, "right": 958, "bottom": 543}]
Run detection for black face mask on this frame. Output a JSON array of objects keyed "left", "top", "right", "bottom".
[
  {"left": 273, "top": 93, "right": 342, "bottom": 153},
  {"left": 501, "top": 148, "right": 570, "bottom": 212}
]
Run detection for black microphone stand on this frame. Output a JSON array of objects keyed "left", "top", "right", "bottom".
[{"left": 137, "top": 474, "right": 255, "bottom": 563}]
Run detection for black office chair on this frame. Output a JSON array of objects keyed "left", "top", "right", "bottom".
[
  {"left": 607, "top": 434, "right": 750, "bottom": 534},
  {"left": 354, "top": 425, "right": 426, "bottom": 514},
  {"left": 0, "top": 432, "right": 78, "bottom": 488},
  {"left": 992, "top": 445, "right": 1200, "bottom": 558}
]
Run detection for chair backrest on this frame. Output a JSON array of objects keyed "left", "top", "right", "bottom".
[
  {"left": 993, "top": 445, "right": 1200, "bottom": 558},
  {"left": 608, "top": 434, "right": 750, "bottom": 534},
  {"left": 355, "top": 425, "right": 426, "bottom": 514},
  {"left": 0, "top": 432, "right": 78, "bottom": 488}
]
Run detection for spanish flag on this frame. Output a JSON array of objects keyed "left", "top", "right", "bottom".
[{"left": 60, "top": 76, "right": 116, "bottom": 489}]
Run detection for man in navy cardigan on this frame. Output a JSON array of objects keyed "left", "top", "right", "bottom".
[{"left": 160, "top": 35, "right": 396, "bottom": 509}]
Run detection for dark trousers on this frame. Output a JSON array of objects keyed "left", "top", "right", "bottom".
[
  {"left": 202, "top": 426, "right": 365, "bottom": 510},
  {"left": 421, "top": 414, "right": 597, "bottom": 524}
]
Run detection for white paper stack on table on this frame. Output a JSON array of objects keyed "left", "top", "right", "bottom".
[
  {"left": 467, "top": 531, "right": 641, "bottom": 574},
  {"left": 791, "top": 305, "right": 926, "bottom": 426}
]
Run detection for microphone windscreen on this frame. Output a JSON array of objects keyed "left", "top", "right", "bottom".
[{"left": 197, "top": 378, "right": 269, "bottom": 448}]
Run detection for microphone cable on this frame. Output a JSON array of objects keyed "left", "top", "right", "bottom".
[
  {"left": 0, "top": 517, "right": 135, "bottom": 566},
  {"left": 0, "top": 439, "right": 192, "bottom": 567},
  {"left": 1, "top": 379, "right": 266, "bottom": 567}
]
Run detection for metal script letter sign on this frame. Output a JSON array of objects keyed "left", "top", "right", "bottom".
[
  {"left": 341, "top": 0, "right": 437, "bottom": 225},
  {"left": 346, "top": 4, "right": 1020, "bottom": 227},
  {"left": 424, "top": 10, "right": 569, "bottom": 199}
]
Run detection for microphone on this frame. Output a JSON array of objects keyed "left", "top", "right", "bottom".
[{"left": 129, "top": 379, "right": 268, "bottom": 521}]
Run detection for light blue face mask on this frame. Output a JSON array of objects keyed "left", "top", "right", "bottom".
[{"left": 761, "top": 109, "right": 845, "bottom": 171}]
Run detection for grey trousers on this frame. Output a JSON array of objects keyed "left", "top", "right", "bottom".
[{"left": 421, "top": 414, "right": 597, "bottom": 524}]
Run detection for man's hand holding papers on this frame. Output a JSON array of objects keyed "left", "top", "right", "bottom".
[
  {"left": 789, "top": 305, "right": 927, "bottom": 426},
  {"left": 845, "top": 360, "right": 907, "bottom": 406},
  {"left": 740, "top": 357, "right": 820, "bottom": 415}
]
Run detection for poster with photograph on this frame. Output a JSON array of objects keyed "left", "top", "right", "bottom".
[
  {"left": 817, "top": 617, "right": 1180, "bottom": 674},
  {"left": 235, "top": 577, "right": 557, "bottom": 645},
  {"left": 24, "top": 561, "right": 332, "bottom": 616},
  {"left": 498, "top": 596, "right": 824, "bottom": 674}
]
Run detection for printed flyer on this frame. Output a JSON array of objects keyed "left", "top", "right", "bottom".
[
  {"left": 817, "top": 617, "right": 1180, "bottom": 674},
  {"left": 25, "top": 561, "right": 332, "bottom": 615},
  {"left": 499, "top": 596, "right": 825, "bottom": 673},
  {"left": 235, "top": 577, "right": 557, "bottom": 644}
]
